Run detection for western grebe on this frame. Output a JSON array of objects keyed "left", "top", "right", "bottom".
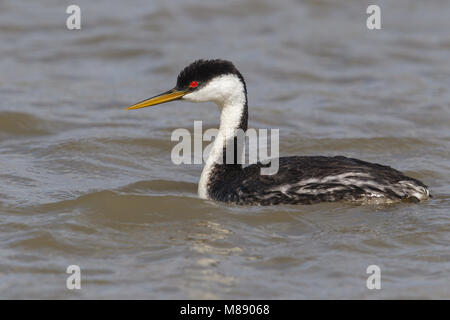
[{"left": 127, "top": 59, "right": 430, "bottom": 205}]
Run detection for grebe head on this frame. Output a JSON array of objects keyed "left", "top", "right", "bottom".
[{"left": 126, "top": 59, "right": 246, "bottom": 110}]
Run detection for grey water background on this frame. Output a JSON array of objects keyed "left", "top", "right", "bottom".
[{"left": 0, "top": 0, "right": 449, "bottom": 299}]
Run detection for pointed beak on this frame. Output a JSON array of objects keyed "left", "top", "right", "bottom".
[{"left": 126, "top": 88, "right": 188, "bottom": 110}]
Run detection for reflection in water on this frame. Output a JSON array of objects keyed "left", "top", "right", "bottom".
[{"left": 185, "top": 221, "right": 238, "bottom": 298}]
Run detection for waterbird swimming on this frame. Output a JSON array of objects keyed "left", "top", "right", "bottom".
[{"left": 127, "top": 59, "right": 430, "bottom": 205}]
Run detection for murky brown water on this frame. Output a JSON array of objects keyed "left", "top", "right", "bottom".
[{"left": 1, "top": 0, "right": 449, "bottom": 299}]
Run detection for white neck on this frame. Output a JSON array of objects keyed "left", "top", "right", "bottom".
[{"left": 183, "top": 74, "right": 247, "bottom": 199}]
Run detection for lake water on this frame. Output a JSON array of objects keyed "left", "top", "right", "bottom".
[{"left": 0, "top": 0, "right": 449, "bottom": 299}]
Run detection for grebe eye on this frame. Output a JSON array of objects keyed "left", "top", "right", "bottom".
[{"left": 189, "top": 81, "right": 198, "bottom": 88}]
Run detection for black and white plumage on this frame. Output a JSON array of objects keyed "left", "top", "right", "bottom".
[{"left": 127, "top": 59, "right": 430, "bottom": 206}]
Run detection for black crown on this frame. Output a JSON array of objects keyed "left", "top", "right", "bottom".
[{"left": 176, "top": 59, "right": 245, "bottom": 91}]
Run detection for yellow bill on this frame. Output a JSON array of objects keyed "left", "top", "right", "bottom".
[{"left": 126, "top": 89, "right": 187, "bottom": 110}]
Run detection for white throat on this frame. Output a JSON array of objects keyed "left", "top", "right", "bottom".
[{"left": 183, "top": 74, "right": 247, "bottom": 199}]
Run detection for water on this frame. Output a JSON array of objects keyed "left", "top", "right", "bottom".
[{"left": 0, "top": 0, "right": 449, "bottom": 299}]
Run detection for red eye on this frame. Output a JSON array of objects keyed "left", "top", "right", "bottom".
[{"left": 189, "top": 81, "right": 198, "bottom": 88}]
